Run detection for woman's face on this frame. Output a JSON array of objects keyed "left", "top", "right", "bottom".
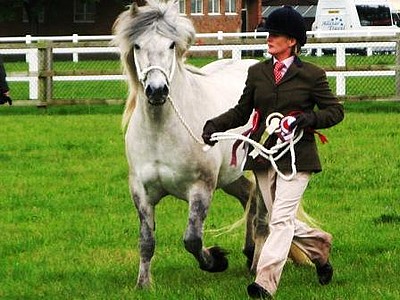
[{"left": 267, "top": 33, "right": 296, "bottom": 61}]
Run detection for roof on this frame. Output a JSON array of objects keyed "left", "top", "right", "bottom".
[{"left": 262, "top": 5, "right": 317, "bottom": 18}]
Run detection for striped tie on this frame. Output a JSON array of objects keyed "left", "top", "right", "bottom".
[{"left": 274, "top": 61, "right": 285, "bottom": 83}]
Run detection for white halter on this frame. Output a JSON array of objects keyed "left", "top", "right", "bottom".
[
  {"left": 133, "top": 47, "right": 177, "bottom": 91},
  {"left": 133, "top": 46, "right": 206, "bottom": 144}
]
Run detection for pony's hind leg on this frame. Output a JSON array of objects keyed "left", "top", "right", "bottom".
[
  {"left": 184, "top": 183, "right": 228, "bottom": 273},
  {"left": 222, "top": 175, "right": 257, "bottom": 269},
  {"left": 250, "top": 188, "right": 269, "bottom": 273}
]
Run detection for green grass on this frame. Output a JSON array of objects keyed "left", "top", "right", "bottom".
[{"left": 0, "top": 102, "right": 400, "bottom": 299}]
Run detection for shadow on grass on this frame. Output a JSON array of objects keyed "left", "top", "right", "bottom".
[
  {"left": 344, "top": 101, "right": 400, "bottom": 113},
  {"left": 0, "top": 104, "right": 125, "bottom": 116},
  {"left": 373, "top": 213, "right": 400, "bottom": 225}
]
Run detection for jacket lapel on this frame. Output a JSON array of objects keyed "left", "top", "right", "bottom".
[{"left": 261, "top": 59, "right": 275, "bottom": 84}]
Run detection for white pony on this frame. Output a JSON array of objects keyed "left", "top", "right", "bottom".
[{"left": 113, "top": 0, "right": 308, "bottom": 288}]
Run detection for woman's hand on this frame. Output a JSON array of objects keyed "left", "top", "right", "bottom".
[{"left": 202, "top": 121, "right": 218, "bottom": 146}]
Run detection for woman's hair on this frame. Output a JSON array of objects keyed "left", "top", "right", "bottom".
[{"left": 292, "top": 43, "right": 301, "bottom": 56}]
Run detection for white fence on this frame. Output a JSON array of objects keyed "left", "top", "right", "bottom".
[{"left": 1, "top": 30, "right": 400, "bottom": 99}]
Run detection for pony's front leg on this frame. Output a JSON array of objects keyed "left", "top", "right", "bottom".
[
  {"left": 131, "top": 180, "right": 159, "bottom": 289},
  {"left": 183, "top": 185, "right": 228, "bottom": 273}
]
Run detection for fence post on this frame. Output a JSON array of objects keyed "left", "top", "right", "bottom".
[
  {"left": 25, "top": 35, "right": 32, "bottom": 62},
  {"left": 37, "top": 41, "right": 53, "bottom": 107},
  {"left": 232, "top": 48, "right": 242, "bottom": 60},
  {"left": 396, "top": 33, "right": 400, "bottom": 98},
  {"left": 217, "top": 30, "right": 223, "bottom": 59},
  {"left": 73, "top": 33, "right": 79, "bottom": 62},
  {"left": 335, "top": 44, "right": 346, "bottom": 97},
  {"left": 336, "top": 73, "right": 346, "bottom": 96},
  {"left": 336, "top": 44, "right": 346, "bottom": 67},
  {"left": 27, "top": 48, "right": 39, "bottom": 100}
]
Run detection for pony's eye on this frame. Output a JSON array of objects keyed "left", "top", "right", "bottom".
[
  {"left": 169, "top": 42, "right": 175, "bottom": 49},
  {"left": 134, "top": 44, "right": 140, "bottom": 50}
]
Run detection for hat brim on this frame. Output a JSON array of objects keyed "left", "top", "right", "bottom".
[{"left": 265, "top": 28, "right": 293, "bottom": 39}]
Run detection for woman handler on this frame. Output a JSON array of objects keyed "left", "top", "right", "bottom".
[{"left": 202, "top": 6, "right": 344, "bottom": 299}]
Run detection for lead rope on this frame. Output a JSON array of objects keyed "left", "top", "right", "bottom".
[
  {"left": 210, "top": 130, "right": 303, "bottom": 181},
  {"left": 166, "top": 98, "right": 302, "bottom": 180},
  {"left": 209, "top": 112, "right": 304, "bottom": 181},
  {"left": 168, "top": 94, "right": 206, "bottom": 145}
]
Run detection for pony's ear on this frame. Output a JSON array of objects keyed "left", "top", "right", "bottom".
[
  {"left": 130, "top": 2, "right": 139, "bottom": 16},
  {"left": 164, "top": 0, "right": 179, "bottom": 24},
  {"left": 172, "top": 0, "right": 179, "bottom": 12}
]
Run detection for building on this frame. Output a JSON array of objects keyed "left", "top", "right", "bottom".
[
  {"left": 0, "top": 1, "right": 128, "bottom": 37},
  {"left": 0, "top": 0, "right": 263, "bottom": 37}
]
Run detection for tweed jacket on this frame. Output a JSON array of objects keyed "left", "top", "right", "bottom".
[{"left": 207, "top": 57, "right": 344, "bottom": 173}]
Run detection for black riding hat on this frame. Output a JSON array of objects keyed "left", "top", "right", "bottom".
[{"left": 265, "top": 6, "right": 307, "bottom": 46}]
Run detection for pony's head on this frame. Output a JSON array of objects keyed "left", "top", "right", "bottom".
[{"left": 113, "top": 0, "right": 196, "bottom": 106}]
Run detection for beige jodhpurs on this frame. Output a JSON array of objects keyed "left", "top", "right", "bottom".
[{"left": 254, "top": 168, "right": 332, "bottom": 295}]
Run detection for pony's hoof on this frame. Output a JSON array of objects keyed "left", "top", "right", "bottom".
[
  {"left": 135, "top": 278, "right": 152, "bottom": 289},
  {"left": 200, "top": 246, "right": 229, "bottom": 272}
]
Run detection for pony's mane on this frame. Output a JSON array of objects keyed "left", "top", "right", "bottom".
[{"left": 113, "top": 0, "right": 196, "bottom": 128}]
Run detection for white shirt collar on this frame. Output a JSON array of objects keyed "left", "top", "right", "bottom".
[{"left": 273, "top": 56, "right": 295, "bottom": 70}]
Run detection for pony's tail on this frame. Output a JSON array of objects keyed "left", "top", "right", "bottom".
[
  {"left": 288, "top": 203, "right": 318, "bottom": 265},
  {"left": 122, "top": 88, "right": 137, "bottom": 131}
]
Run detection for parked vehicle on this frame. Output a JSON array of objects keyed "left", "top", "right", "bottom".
[
  {"left": 311, "top": 0, "right": 399, "bottom": 55},
  {"left": 392, "top": 10, "right": 400, "bottom": 27}
]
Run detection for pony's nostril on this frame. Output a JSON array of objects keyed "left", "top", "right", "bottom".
[
  {"left": 163, "top": 85, "right": 169, "bottom": 96},
  {"left": 145, "top": 85, "right": 153, "bottom": 98}
]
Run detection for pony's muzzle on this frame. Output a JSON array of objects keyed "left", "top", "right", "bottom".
[
  {"left": 144, "top": 69, "right": 169, "bottom": 105},
  {"left": 145, "top": 84, "right": 169, "bottom": 105}
]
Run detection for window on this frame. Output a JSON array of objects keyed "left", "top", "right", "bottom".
[
  {"left": 356, "top": 5, "right": 393, "bottom": 26},
  {"left": 191, "top": 0, "right": 203, "bottom": 14},
  {"left": 225, "top": 0, "right": 236, "bottom": 14},
  {"left": 74, "top": 0, "right": 96, "bottom": 23},
  {"left": 208, "top": 0, "right": 220, "bottom": 14},
  {"left": 179, "top": 0, "right": 186, "bottom": 14}
]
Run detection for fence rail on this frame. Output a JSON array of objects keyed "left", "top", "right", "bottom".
[{"left": 1, "top": 30, "right": 400, "bottom": 106}]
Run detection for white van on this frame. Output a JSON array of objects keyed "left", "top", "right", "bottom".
[
  {"left": 311, "top": 0, "right": 398, "bottom": 54},
  {"left": 392, "top": 10, "right": 400, "bottom": 27},
  {"left": 312, "top": 0, "right": 397, "bottom": 36}
]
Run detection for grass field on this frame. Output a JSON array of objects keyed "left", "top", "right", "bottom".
[{"left": 0, "top": 102, "right": 400, "bottom": 299}]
